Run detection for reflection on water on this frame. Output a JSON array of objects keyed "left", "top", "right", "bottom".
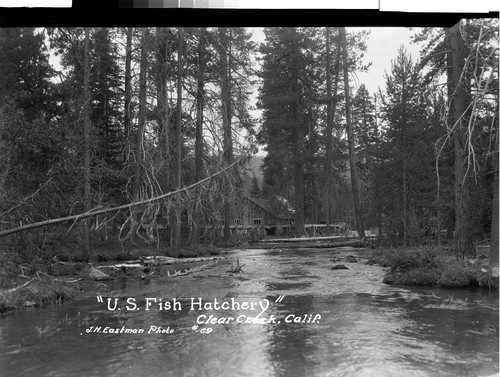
[{"left": 0, "top": 248, "right": 498, "bottom": 377}]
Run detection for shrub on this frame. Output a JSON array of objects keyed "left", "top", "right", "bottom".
[
  {"left": 437, "top": 260, "right": 475, "bottom": 287},
  {"left": 395, "top": 268, "right": 441, "bottom": 286},
  {"left": 0, "top": 278, "right": 82, "bottom": 314}
]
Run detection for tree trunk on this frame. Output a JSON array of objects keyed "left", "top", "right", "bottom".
[
  {"left": 173, "top": 27, "right": 183, "bottom": 248},
  {"left": 324, "top": 27, "right": 341, "bottom": 232},
  {"left": 124, "top": 27, "right": 132, "bottom": 144},
  {"left": 133, "top": 29, "right": 148, "bottom": 200},
  {"left": 291, "top": 28, "right": 305, "bottom": 236},
  {"left": 154, "top": 27, "right": 172, "bottom": 248},
  {"left": 359, "top": 92, "right": 371, "bottom": 235},
  {"left": 131, "top": 28, "right": 148, "bottom": 242},
  {"left": 192, "top": 28, "right": 207, "bottom": 245},
  {"left": 221, "top": 28, "right": 234, "bottom": 242},
  {"left": 325, "top": 23, "right": 331, "bottom": 229},
  {"left": 446, "top": 21, "right": 475, "bottom": 258},
  {"left": 341, "top": 27, "right": 365, "bottom": 239},
  {"left": 490, "top": 111, "right": 499, "bottom": 268},
  {"left": 432, "top": 95, "right": 443, "bottom": 248},
  {"left": 373, "top": 93, "right": 384, "bottom": 243},
  {"left": 155, "top": 27, "right": 170, "bottom": 192},
  {"left": 83, "top": 28, "right": 92, "bottom": 256},
  {"left": 401, "top": 76, "right": 408, "bottom": 246}
]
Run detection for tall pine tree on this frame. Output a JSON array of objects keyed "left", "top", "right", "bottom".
[{"left": 258, "top": 27, "right": 318, "bottom": 235}]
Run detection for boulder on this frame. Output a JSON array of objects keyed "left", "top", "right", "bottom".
[
  {"left": 345, "top": 255, "right": 358, "bottom": 263},
  {"left": 382, "top": 273, "right": 395, "bottom": 285},
  {"left": 89, "top": 267, "right": 111, "bottom": 281},
  {"left": 492, "top": 266, "right": 499, "bottom": 278},
  {"left": 331, "top": 264, "right": 349, "bottom": 270}
]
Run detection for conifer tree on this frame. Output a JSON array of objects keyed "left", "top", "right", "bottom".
[
  {"left": 258, "top": 27, "right": 318, "bottom": 235},
  {"left": 379, "top": 47, "right": 434, "bottom": 243}
]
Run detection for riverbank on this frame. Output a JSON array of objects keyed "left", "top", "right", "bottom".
[
  {"left": 2, "top": 241, "right": 497, "bottom": 314},
  {"left": 0, "top": 244, "right": 223, "bottom": 314},
  {"left": 368, "top": 246, "right": 499, "bottom": 290}
]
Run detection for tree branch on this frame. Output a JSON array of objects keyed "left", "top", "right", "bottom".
[{"left": 0, "top": 155, "right": 248, "bottom": 238}]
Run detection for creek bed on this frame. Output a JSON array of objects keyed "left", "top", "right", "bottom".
[{"left": 0, "top": 247, "right": 498, "bottom": 377}]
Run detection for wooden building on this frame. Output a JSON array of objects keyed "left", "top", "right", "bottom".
[{"left": 234, "top": 197, "right": 293, "bottom": 236}]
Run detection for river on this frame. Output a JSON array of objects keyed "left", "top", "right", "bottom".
[{"left": 0, "top": 247, "right": 498, "bottom": 377}]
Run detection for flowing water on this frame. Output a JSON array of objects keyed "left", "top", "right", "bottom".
[{"left": 0, "top": 248, "right": 498, "bottom": 377}]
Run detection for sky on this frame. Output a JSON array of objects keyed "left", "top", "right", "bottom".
[{"left": 355, "top": 27, "right": 422, "bottom": 94}]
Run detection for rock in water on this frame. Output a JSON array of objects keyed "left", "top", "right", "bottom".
[
  {"left": 345, "top": 255, "right": 358, "bottom": 263},
  {"left": 492, "top": 266, "right": 499, "bottom": 278},
  {"left": 382, "top": 273, "right": 395, "bottom": 285},
  {"left": 89, "top": 267, "right": 111, "bottom": 281},
  {"left": 331, "top": 264, "right": 349, "bottom": 270}
]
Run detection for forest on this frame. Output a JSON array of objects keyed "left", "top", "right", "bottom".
[{"left": 0, "top": 21, "right": 498, "bottom": 266}]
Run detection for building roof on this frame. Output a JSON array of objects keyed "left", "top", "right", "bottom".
[{"left": 248, "top": 197, "right": 293, "bottom": 219}]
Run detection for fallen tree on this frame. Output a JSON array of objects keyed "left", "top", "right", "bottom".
[
  {"left": 97, "top": 256, "right": 223, "bottom": 279},
  {"left": 246, "top": 239, "right": 371, "bottom": 250},
  {"left": 99, "top": 256, "right": 224, "bottom": 269},
  {"left": 0, "top": 156, "right": 246, "bottom": 238},
  {"left": 253, "top": 235, "right": 348, "bottom": 243}
]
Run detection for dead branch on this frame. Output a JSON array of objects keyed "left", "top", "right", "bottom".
[
  {"left": 166, "top": 259, "right": 219, "bottom": 277},
  {"left": 0, "top": 177, "right": 54, "bottom": 219},
  {"left": 227, "top": 258, "right": 245, "bottom": 273},
  {"left": 0, "top": 156, "right": 247, "bottom": 238},
  {"left": 6, "top": 278, "right": 35, "bottom": 293}
]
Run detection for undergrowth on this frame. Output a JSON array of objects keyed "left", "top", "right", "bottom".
[
  {"left": 369, "top": 246, "right": 498, "bottom": 290},
  {"left": 0, "top": 279, "right": 81, "bottom": 314}
]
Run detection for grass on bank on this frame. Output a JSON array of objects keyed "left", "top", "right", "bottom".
[
  {"left": 368, "top": 246, "right": 498, "bottom": 289},
  {"left": 0, "top": 237, "right": 224, "bottom": 314},
  {"left": 0, "top": 279, "right": 82, "bottom": 314}
]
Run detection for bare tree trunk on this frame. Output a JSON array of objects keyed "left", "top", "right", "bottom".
[
  {"left": 83, "top": 28, "right": 92, "bottom": 256},
  {"left": 490, "top": 110, "right": 499, "bottom": 268},
  {"left": 373, "top": 93, "right": 384, "bottom": 244},
  {"left": 131, "top": 28, "right": 149, "bottom": 242},
  {"left": 401, "top": 77, "right": 408, "bottom": 246},
  {"left": 324, "top": 27, "right": 341, "bottom": 232},
  {"left": 431, "top": 95, "right": 443, "bottom": 248},
  {"left": 327, "top": 32, "right": 341, "bottom": 231},
  {"left": 446, "top": 21, "right": 475, "bottom": 258},
  {"left": 133, "top": 29, "right": 148, "bottom": 200},
  {"left": 359, "top": 91, "right": 371, "bottom": 235},
  {"left": 221, "top": 28, "right": 234, "bottom": 242},
  {"left": 155, "top": 27, "right": 170, "bottom": 186},
  {"left": 341, "top": 27, "right": 365, "bottom": 239},
  {"left": 289, "top": 28, "right": 305, "bottom": 236},
  {"left": 292, "top": 130, "right": 305, "bottom": 236},
  {"left": 173, "top": 27, "right": 183, "bottom": 248},
  {"left": 154, "top": 27, "right": 172, "bottom": 248},
  {"left": 192, "top": 28, "right": 207, "bottom": 245},
  {"left": 124, "top": 27, "right": 132, "bottom": 144}
]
